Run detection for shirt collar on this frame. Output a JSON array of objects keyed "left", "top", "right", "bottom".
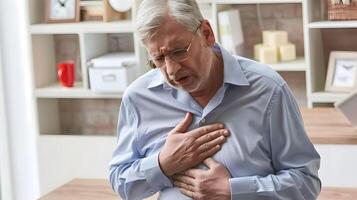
[
  {"left": 147, "top": 43, "right": 250, "bottom": 89},
  {"left": 219, "top": 44, "right": 250, "bottom": 86}
]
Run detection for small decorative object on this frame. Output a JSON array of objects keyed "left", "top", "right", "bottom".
[
  {"left": 254, "top": 30, "right": 296, "bottom": 64},
  {"left": 103, "top": 0, "right": 128, "bottom": 22},
  {"left": 45, "top": 0, "right": 80, "bottom": 23},
  {"left": 259, "top": 46, "right": 278, "bottom": 64},
  {"left": 57, "top": 61, "right": 75, "bottom": 87},
  {"left": 335, "top": 89, "right": 357, "bottom": 129},
  {"left": 325, "top": 51, "right": 357, "bottom": 92},
  {"left": 108, "top": 0, "right": 132, "bottom": 12},
  {"left": 263, "top": 31, "right": 288, "bottom": 49},
  {"left": 218, "top": 9, "right": 244, "bottom": 55},
  {"left": 279, "top": 43, "right": 296, "bottom": 61},
  {"left": 327, "top": 0, "right": 357, "bottom": 20},
  {"left": 80, "top": 0, "right": 104, "bottom": 21}
]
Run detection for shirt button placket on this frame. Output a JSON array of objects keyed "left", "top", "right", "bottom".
[{"left": 200, "top": 118, "right": 206, "bottom": 126}]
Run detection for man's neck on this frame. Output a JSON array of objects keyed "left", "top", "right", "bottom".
[{"left": 191, "top": 52, "right": 224, "bottom": 108}]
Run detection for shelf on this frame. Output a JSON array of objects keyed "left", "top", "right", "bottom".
[
  {"left": 35, "top": 82, "right": 123, "bottom": 99},
  {"left": 267, "top": 57, "right": 306, "bottom": 71},
  {"left": 310, "top": 91, "right": 349, "bottom": 104},
  {"left": 39, "top": 134, "right": 116, "bottom": 139},
  {"left": 213, "top": 0, "right": 302, "bottom": 4},
  {"left": 30, "top": 20, "right": 133, "bottom": 34},
  {"left": 308, "top": 20, "right": 357, "bottom": 29},
  {"left": 197, "top": 0, "right": 214, "bottom": 3}
]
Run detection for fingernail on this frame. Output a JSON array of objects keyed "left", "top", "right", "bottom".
[
  {"left": 219, "top": 124, "right": 224, "bottom": 128},
  {"left": 224, "top": 130, "right": 229, "bottom": 136}
]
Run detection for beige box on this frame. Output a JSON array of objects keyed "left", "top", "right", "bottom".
[
  {"left": 259, "top": 46, "right": 278, "bottom": 64},
  {"left": 263, "top": 30, "right": 288, "bottom": 48},
  {"left": 254, "top": 44, "right": 264, "bottom": 60},
  {"left": 279, "top": 43, "right": 296, "bottom": 61}
]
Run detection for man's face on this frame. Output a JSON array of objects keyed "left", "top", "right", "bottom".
[{"left": 145, "top": 16, "right": 214, "bottom": 94}]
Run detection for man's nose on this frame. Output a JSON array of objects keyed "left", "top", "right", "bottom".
[{"left": 165, "top": 56, "right": 181, "bottom": 77}]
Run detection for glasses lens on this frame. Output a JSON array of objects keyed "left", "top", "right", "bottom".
[{"left": 170, "top": 49, "right": 189, "bottom": 62}]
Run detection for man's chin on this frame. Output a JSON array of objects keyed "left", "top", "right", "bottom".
[{"left": 167, "top": 82, "right": 196, "bottom": 92}]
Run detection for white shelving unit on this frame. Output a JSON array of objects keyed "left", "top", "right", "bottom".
[
  {"left": 268, "top": 57, "right": 307, "bottom": 71},
  {"left": 210, "top": 0, "right": 308, "bottom": 105},
  {"left": 303, "top": 0, "right": 357, "bottom": 106},
  {"left": 35, "top": 82, "right": 123, "bottom": 99},
  {"left": 30, "top": 20, "right": 134, "bottom": 34},
  {"left": 27, "top": 0, "right": 145, "bottom": 195},
  {"left": 308, "top": 20, "right": 357, "bottom": 29}
]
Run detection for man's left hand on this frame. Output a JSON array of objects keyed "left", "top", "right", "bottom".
[{"left": 172, "top": 158, "right": 231, "bottom": 200}]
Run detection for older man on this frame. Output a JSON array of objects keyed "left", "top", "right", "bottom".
[{"left": 109, "top": 0, "right": 321, "bottom": 199}]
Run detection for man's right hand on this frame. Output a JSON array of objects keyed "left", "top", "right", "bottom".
[{"left": 158, "top": 112, "right": 229, "bottom": 177}]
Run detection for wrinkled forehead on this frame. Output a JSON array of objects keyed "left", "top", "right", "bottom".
[{"left": 145, "top": 19, "right": 193, "bottom": 54}]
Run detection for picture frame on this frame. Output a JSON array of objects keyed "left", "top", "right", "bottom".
[
  {"left": 45, "top": 0, "right": 80, "bottom": 23},
  {"left": 325, "top": 51, "right": 357, "bottom": 92}
]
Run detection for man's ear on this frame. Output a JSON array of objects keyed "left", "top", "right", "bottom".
[{"left": 200, "top": 20, "right": 216, "bottom": 47}]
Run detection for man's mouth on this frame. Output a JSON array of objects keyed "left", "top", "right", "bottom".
[{"left": 174, "top": 76, "right": 190, "bottom": 83}]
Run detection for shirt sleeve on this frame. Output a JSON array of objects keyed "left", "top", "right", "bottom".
[
  {"left": 229, "top": 83, "right": 321, "bottom": 200},
  {"left": 109, "top": 95, "right": 172, "bottom": 200}
]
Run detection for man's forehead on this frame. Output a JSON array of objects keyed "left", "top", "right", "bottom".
[{"left": 146, "top": 30, "right": 189, "bottom": 53}]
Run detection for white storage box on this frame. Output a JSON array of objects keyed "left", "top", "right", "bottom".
[{"left": 88, "top": 52, "right": 137, "bottom": 93}]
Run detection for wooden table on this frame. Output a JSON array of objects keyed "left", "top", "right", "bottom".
[
  {"left": 39, "top": 179, "right": 357, "bottom": 200},
  {"left": 301, "top": 108, "right": 357, "bottom": 144},
  {"left": 38, "top": 179, "right": 157, "bottom": 200}
]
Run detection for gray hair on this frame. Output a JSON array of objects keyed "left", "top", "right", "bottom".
[{"left": 135, "top": 0, "right": 204, "bottom": 45}]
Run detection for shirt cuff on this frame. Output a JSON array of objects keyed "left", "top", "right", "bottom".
[
  {"left": 229, "top": 176, "right": 258, "bottom": 200},
  {"left": 141, "top": 152, "right": 173, "bottom": 191}
]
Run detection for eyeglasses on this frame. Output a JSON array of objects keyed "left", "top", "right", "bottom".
[{"left": 148, "top": 25, "right": 201, "bottom": 68}]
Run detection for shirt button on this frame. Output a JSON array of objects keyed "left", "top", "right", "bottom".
[{"left": 201, "top": 118, "right": 206, "bottom": 124}]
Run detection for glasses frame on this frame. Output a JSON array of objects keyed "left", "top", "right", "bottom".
[{"left": 148, "top": 24, "right": 201, "bottom": 68}]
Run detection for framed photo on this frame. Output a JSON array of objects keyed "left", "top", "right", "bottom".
[
  {"left": 45, "top": 0, "right": 80, "bottom": 23},
  {"left": 325, "top": 51, "right": 357, "bottom": 92}
]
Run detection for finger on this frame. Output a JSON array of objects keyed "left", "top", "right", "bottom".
[
  {"left": 173, "top": 112, "right": 192, "bottom": 133},
  {"left": 174, "top": 180, "right": 194, "bottom": 192},
  {"left": 203, "top": 157, "right": 219, "bottom": 169},
  {"left": 196, "top": 135, "right": 226, "bottom": 154},
  {"left": 195, "top": 129, "right": 229, "bottom": 147},
  {"left": 179, "top": 188, "right": 194, "bottom": 198},
  {"left": 190, "top": 123, "right": 225, "bottom": 138},
  {"left": 198, "top": 145, "right": 221, "bottom": 160},
  {"left": 178, "top": 168, "right": 202, "bottom": 179},
  {"left": 172, "top": 174, "right": 195, "bottom": 186}
]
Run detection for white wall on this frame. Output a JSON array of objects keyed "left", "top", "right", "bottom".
[
  {"left": 0, "top": 28, "right": 14, "bottom": 200},
  {"left": 316, "top": 145, "right": 357, "bottom": 187},
  {"left": 0, "top": 0, "right": 40, "bottom": 199}
]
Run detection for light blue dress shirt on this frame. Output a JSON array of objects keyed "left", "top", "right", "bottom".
[{"left": 109, "top": 44, "right": 321, "bottom": 200}]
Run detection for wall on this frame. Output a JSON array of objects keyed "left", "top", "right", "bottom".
[
  {"left": 0, "top": 28, "right": 14, "bottom": 200},
  {"left": 316, "top": 145, "right": 357, "bottom": 187},
  {"left": 0, "top": 0, "right": 40, "bottom": 199}
]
